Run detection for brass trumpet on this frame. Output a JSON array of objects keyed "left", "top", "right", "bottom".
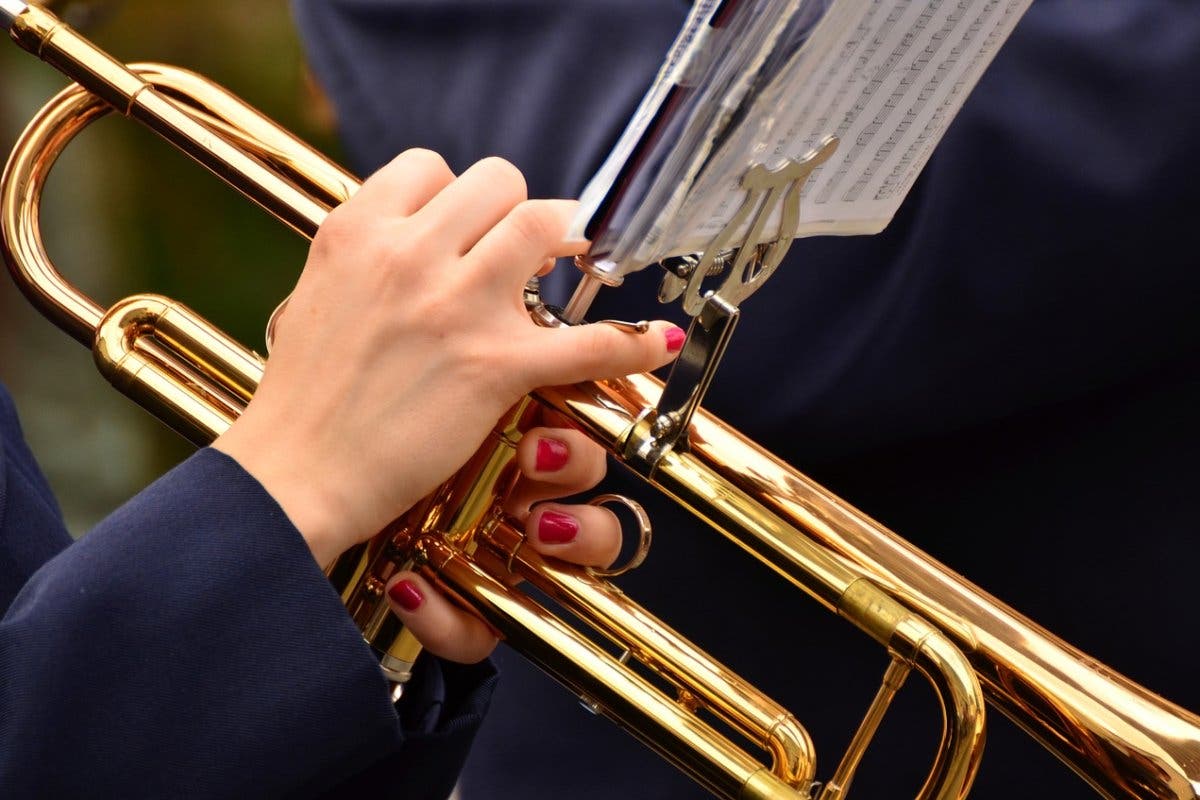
[{"left": 2, "top": 4, "right": 1198, "bottom": 798}]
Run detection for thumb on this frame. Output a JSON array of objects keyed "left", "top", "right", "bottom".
[{"left": 525, "top": 320, "right": 685, "bottom": 387}]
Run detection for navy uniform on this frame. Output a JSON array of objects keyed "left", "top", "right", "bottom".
[
  {"left": 292, "top": 1, "right": 1200, "bottom": 797},
  {"left": 0, "top": 382, "right": 494, "bottom": 798}
]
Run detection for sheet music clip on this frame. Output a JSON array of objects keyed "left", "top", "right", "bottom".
[
  {"left": 658, "top": 135, "right": 838, "bottom": 315},
  {"left": 628, "top": 136, "right": 838, "bottom": 469}
]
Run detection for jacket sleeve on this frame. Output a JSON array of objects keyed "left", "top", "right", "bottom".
[{"left": 0, "top": 445, "right": 495, "bottom": 799}]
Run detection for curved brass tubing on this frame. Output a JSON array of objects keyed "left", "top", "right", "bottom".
[
  {"left": 0, "top": 19, "right": 836, "bottom": 798},
  {"left": 1, "top": 8, "right": 983, "bottom": 796},
  {"left": 536, "top": 375, "right": 1200, "bottom": 799},
  {"left": 7, "top": 4, "right": 1199, "bottom": 799}
]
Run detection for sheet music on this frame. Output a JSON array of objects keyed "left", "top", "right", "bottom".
[
  {"left": 571, "top": 0, "right": 725, "bottom": 221},
  {"left": 574, "top": 0, "right": 1031, "bottom": 282}
]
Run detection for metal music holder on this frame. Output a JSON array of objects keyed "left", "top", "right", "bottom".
[{"left": 625, "top": 135, "right": 839, "bottom": 469}]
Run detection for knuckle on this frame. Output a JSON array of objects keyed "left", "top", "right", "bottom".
[
  {"left": 473, "top": 156, "right": 528, "bottom": 199},
  {"left": 311, "top": 205, "right": 357, "bottom": 258},
  {"left": 319, "top": 203, "right": 354, "bottom": 235},
  {"left": 394, "top": 147, "right": 452, "bottom": 179},
  {"left": 507, "top": 201, "right": 559, "bottom": 252}
]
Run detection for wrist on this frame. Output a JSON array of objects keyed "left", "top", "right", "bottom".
[{"left": 212, "top": 415, "right": 354, "bottom": 568}]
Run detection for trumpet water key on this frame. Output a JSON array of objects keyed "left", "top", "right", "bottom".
[{"left": 3, "top": 4, "right": 1199, "bottom": 798}]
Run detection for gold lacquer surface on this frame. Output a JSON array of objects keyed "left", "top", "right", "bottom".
[
  {"left": 535, "top": 375, "right": 1200, "bottom": 799},
  {"left": 5, "top": 5, "right": 1195, "bottom": 799}
]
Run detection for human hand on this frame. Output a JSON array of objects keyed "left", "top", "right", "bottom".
[
  {"left": 212, "top": 149, "right": 682, "bottom": 567},
  {"left": 384, "top": 419, "right": 623, "bottom": 662}
]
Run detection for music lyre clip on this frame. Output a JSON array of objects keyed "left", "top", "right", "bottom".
[{"left": 632, "top": 135, "right": 839, "bottom": 465}]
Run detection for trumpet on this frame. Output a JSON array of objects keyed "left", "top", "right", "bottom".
[{"left": 2, "top": 3, "right": 1198, "bottom": 798}]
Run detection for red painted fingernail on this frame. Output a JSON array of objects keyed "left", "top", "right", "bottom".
[
  {"left": 536, "top": 437, "right": 570, "bottom": 471},
  {"left": 665, "top": 326, "right": 686, "bottom": 353},
  {"left": 389, "top": 579, "right": 423, "bottom": 611},
  {"left": 538, "top": 510, "right": 579, "bottom": 544}
]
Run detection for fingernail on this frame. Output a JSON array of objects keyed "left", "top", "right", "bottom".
[
  {"left": 538, "top": 510, "right": 579, "bottom": 544},
  {"left": 388, "top": 579, "right": 423, "bottom": 611},
  {"left": 536, "top": 437, "right": 570, "bottom": 471},
  {"left": 665, "top": 326, "right": 686, "bottom": 353}
]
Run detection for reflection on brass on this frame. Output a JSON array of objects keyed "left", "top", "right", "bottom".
[
  {"left": 582, "top": 493, "right": 651, "bottom": 578},
  {"left": 595, "top": 318, "right": 651, "bottom": 333},
  {"left": 2, "top": 5, "right": 1198, "bottom": 799}
]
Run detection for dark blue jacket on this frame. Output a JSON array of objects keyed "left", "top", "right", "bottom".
[
  {"left": 0, "top": 382, "right": 494, "bottom": 798},
  {"left": 291, "top": 1, "right": 1200, "bottom": 798}
]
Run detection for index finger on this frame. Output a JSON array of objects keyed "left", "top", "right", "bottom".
[{"left": 467, "top": 199, "right": 590, "bottom": 284}]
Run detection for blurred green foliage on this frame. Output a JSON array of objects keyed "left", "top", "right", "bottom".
[{"left": 0, "top": 1, "right": 349, "bottom": 530}]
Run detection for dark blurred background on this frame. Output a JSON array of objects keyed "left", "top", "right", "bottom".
[{"left": 0, "top": 0, "right": 340, "bottom": 532}]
